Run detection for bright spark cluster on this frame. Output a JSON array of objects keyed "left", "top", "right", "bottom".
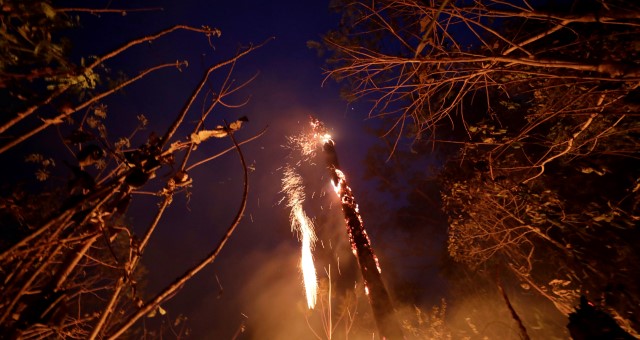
[
  {"left": 283, "top": 117, "right": 403, "bottom": 338},
  {"left": 285, "top": 132, "right": 319, "bottom": 162},
  {"left": 281, "top": 166, "right": 318, "bottom": 309}
]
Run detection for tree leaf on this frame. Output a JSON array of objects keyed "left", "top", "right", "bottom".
[
  {"left": 190, "top": 128, "right": 228, "bottom": 144},
  {"left": 41, "top": 3, "right": 57, "bottom": 19}
]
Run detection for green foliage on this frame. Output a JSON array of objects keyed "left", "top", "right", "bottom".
[
  {"left": 0, "top": 0, "right": 79, "bottom": 113},
  {"left": 0, "top": 1, "right": 70, "bottom": 71}
]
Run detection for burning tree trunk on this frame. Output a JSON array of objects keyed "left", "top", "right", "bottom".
[{"left": 313, "top": 119, "right": 404, "bottom": 339}]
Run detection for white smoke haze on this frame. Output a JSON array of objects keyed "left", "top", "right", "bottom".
[
  {"left": 235, "top": 242, "right": 379, "bottom": 340},
  {"left": 219, "top": 117, "right": 571, "bottom": 340},
  {"left": 442, "top": 288, "right": 568, "bottom": 339}
]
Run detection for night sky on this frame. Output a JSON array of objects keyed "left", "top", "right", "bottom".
[
  {"left": 48, "top": 0, "right": 444, "bottom": 338},
  {"left": 9, "top": 0, "right": 639, "bottom": 338}
]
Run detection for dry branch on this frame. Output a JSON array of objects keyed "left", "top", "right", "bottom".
[
  {"left": 0, "top": 62, "right": 184, "bottom": 154},
  {"left": 0, "top": 8, "right": 268, "bottom": 336},
  {"left": 0, "top": 24, "right": 220, "bottom": 144},
  {"left": 106, "top": 125, "right": 250, "bottom": 339}
]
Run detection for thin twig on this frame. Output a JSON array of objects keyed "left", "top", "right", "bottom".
[
  {"left": 106, "top": 126, "right": 250, "bottom": 339},
  {"left": 186, "top": 126, "right": 268, "bottom": 171},
  {"left": 56, "top": 7, "right": 164, "bottom": 14},
  {"left": 159, "top": 38, "right": 273, "bottom": 150},
  {"left": 0, "top": 25, "right": 219, "bottom": 136},
  {"left": 0, "top": 62, "right": 183, "bottom": 154},
  {"left": 496, "top": 273, "right": 531, "bottom": 340}
]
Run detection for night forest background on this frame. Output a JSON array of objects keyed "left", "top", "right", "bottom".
[{"left": 0, "top": 0, "right": 639, "bottom": 339}]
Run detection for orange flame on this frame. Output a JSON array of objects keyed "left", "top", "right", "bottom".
[{"left": 282, "top": 166, "right": 318, "bottom": 309}]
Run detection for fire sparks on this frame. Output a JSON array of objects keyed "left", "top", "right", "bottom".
[
  {"left": 281, "top": 166, "right": 318, "bottom": 309},
  {"left": 311, "top": 117, "right": 405, "bottom": 338},
  {"left": 285, "top": 130, "right": 321, "bottom": 161},
  {"left": 281, "top": 118, "right": 402, "bottom": 338}
]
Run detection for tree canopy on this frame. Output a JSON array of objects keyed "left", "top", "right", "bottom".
[
  {"left": 322, "top": 0, "right": 640, "bottom": 337},
  {"left": 0, "top": 2, "right": 266, "bottom": 337}
]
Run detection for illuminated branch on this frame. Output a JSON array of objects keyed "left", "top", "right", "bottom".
[
  {"left": 159, "top": 38, "right": 273, "bottom": 150},
  {"left": 326, "top": 0, "right": 640, "bottom": 334},
  {"left": 185, "top": 127, "right": 268, "bottom": 171},
  {"left": 0, "top": 61, "right": 184, "bottom": 154},
  {"left": 0, "top": 243, "right": 64, "bottom": 325},
  {"left": 0, "top": 10, "right": 267, "bottom": 336},
  {"left": 90, "top": 122, "right": 266, "bottom": 338},
  {"left": 323, "top": 0, "right": 640, "bottom": 155},
  {"left": 106, "top": 126, "right": 250, "bottom": 339},
  {"left": 0, "top": 25, "right": 221, "bottom": 137},
  {"left": 52, "top": 234, "right": 101, "bottom": 291},
  {"left": 522, "top": 94, "right": 604, "bottom": 183},
  {"left": 0, "top": 178, "right": 123, "bottom": 262},
  {"left": 312, "top": 118, "right": 404, "bottom": 339}
]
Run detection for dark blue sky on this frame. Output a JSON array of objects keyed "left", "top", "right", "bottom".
[{"left": 51, "top": 1, "right": 444, "bottom": 338}]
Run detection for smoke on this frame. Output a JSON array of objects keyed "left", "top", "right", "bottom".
[
  {"left": 234, "top": 149, "right": 393, "bottom": 339},
  {"left": 235, "top": 243, "right": 318, "bottom": 339},
  {"left": 227, "top": 117, "right": 567, "bottom": 339},
  {"left": 443, "top": 287, "right": 569, "bottom": 339},
  {"left": 235, "top": 242, "right": 393, "bottom": 340}
]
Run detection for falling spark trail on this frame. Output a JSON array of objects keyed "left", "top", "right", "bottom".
[
  {"left": 282, "top": 166, "right": 318, "bottom": 309},
  {"left": 311, "top": 117, "right": 404, "bottom": 339}
]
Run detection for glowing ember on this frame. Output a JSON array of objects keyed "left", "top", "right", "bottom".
[
  {"left": 281, "top": 166, "right": 318, "bottom": 309},
  {"left": 281, "top": 118, "right": 402, "bottom": 338},
  {"left": 310, "top": 117, "right": 405, "bottom": 339},
  {"left": 285, "top": 131, "right": 320, "bottom": 161},
  {"left": 373, "top": 253, "right": 382, "bottom": 274},
  {"left": 299, "top": 223, "right": 316, "bottom": 308}
]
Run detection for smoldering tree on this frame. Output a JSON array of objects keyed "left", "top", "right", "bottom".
[
  {"left": 0, "top": 3, "right": 268, "bottom": 338},
  {"left": 322, "top": 0, "right": 640, "bottom": 335}
]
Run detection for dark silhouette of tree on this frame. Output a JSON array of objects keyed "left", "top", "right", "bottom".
[
  {"left": 568, "top": 296, "right": 635, "bottom": 340},
  {"left": 322, "top": 0, "right": 640, "bottom": 336},
  {"left": 0, "top": 2, "right": 267, "bottom": 338}
]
